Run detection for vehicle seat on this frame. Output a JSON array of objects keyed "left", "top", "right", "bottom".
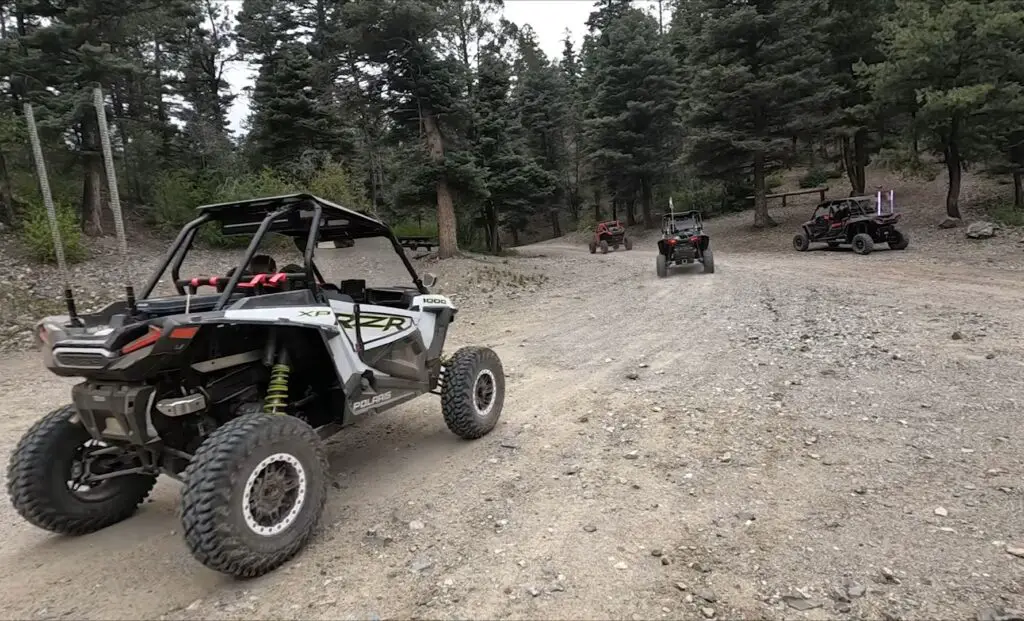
[
  {"left": 340, "top": 279, "right": 366, "bottom": 301},
  {"left": 322, "top": 290, "right": 354, "bottom": 304}
]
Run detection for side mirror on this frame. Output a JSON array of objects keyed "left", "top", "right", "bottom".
[{"left": 423, "top": 273, "right": 438, "bottom": 288}]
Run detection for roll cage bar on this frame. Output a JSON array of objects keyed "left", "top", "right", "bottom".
[{"left": 138, "top": 194, "right": 428, "bottom": 311}]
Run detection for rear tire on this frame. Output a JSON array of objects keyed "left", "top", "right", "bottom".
[
  {"left": 600, "top": 240, "right": 609, "bottom": 254},
  {"left": 851, "top": 233, "right": 874, "bottom": 255},
  {"left": 442, "top": 346, "right": 505, "bottom": 439},
  {"left": 589, "top": 241, "right": 596, "bottom": 254},
  {"left": 624, "top": 237, "right": 633, "bottom": 250},
  {"left": 612, "top": 244, "right": 619, "bottom": 250},
  {"left": 793, "top": 232, "right": 810, "bottom": 252},
  {"left": 702, "top": 248, "right": 715, "bottom": 273},
  {"left": 181, "top": 413, "right": 328, "bottom": 578},
  {"left": 6, "top": 405, "right": 157, "bottom": 535},
  {"left": 889, "top": 230, "right": 909, "bottom": 250},
  {"left": 656, "top": 254, "right": 668, "bottom": 278}
]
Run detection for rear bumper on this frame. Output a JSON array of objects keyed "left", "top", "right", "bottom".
[{"left": 71, "top": 382, "right": 159, "bottom": 446}]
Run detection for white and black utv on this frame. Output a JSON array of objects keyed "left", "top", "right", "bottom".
[{"left": 6, "top": 193, "right": 505, "bottom": 578}]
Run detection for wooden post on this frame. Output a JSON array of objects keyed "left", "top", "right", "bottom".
[{"left": 819, "top": 188, "right": 826, "bottom": 202}]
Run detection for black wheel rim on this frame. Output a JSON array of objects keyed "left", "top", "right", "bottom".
[
  {"left": 243, "top": 453, "right": 307, "bottom": 537},
  {"left": 473, "top": 370, "right": 496, "bottom": 417}
]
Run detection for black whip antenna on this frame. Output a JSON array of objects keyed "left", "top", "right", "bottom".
[
  {"left": 93, "top": 85, "right": 136, "bottom": 313},
  {"left": 23, "top": 102, "right": 82, "bottom": 327}
]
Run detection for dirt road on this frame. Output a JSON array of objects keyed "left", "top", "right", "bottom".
[{"left": 1, "top": 234, "right": 1022, "bottom": 621}]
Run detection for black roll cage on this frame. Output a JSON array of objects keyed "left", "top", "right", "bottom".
[
  {"left": 138, "top": 194, "right": 428, "bottom": 311},
  {"left": 662, "top": 210, "right": 704, "bottom": 235}
]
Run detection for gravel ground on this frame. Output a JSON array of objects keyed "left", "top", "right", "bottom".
[{"left": 0, "top": 171, "right": 1023, "bottom": 620}]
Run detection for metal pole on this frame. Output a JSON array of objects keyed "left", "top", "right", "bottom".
[
  {"left": 24, "top": 102, "right": 81, "bottom": 326},
  {"left": 92, "top": 86, "right": 135, "bottom": 310}
]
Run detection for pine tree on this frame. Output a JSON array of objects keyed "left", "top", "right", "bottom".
[
  {"left": 862, "top": 0, "right": 1024, "bottom": 219},
  {"left": 342, "top": 0, "right": 478, "bottom": 258},
  {"left": 474, "top": 42, "right": 555, "bottom": 251},
  {"left": 823, "top": 0, "right": 894, "bottom": 195},
  {"left": 584, "top": 7, "right": 679, "bottom": 228},
  {"left": 514, "top": 28, "right": 570, "bottom": 236},
  {"left": 681, "top": 0, "right": 833, "bottom": 227}
]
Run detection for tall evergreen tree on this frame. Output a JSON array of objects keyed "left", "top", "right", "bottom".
[
  {"left": 584, "top": 7, "right": 679, "bottom": 228},
  {"left": 342, "top": 0, "right": 477, "bottom": 258},
  {"left": 681, "top": 0, "right": 833, "bottom": 227},
  {"left": 862, "top": 0, "right": 1024, "bottom": 219}
]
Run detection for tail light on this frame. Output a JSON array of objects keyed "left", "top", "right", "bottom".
[
  {"left": 667, "top": 238, "right": 677, "bottom": 246},
  {"left": 169, "top": 326, "right": 199, "bottom": 340},
  {"left": 121, "top": 325, "right": 163, "bottom": 354},
  {"left": 690, "top": 236, "right": 700, "bottom": 243}
]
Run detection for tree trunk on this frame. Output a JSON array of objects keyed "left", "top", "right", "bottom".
[
  {"left": 549, "top": 208, "right": 562, "bottom": 238},
  {"left": 852, "top": 130, "right": 867, "bottom": 195},
  {"left": 640, "top": 176, "right": 653, "bottom": 228},
  {"left": 421, "top": 109, "right": 458, "bottom": 258},
  {"left": 611, "top": 198, "right": 617, "bottom": 221},
  {"left": 944, "top": 117, "right": 963, "bottom": 219},
  {"left": 1014, "top": 170, "right": 1023, "bottom": 208},
  {"left": 0, "top": 151, "right": 15, "bottom": 226},
  {"left": 593, "top": 187, "right": 602, "bottom": 221},
  {"left": 910, "top": 110, "right": 920, "bottom": 164},
  {"left": 841, "top": 132, "right": 868, "bottom": 196},
  {"left": 81, "top": 156, "right": 104, "bottom": 235},
  {"left": 626, "top": 198, "right": 635, "bottom": 226},
  {"left": 752, "top": 151, "right": 776, "bottom": 228}
]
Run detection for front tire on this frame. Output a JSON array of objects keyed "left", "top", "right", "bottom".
[
  {"left": 656, "top": 254, "right": 668, "bottom": 278},
  {"left": 889, "top": 230, "right": 909, "bottom": 250},
  {"left": 624, "top": 237, "right": 633, "bottom": 250},
  {"left": 181, "top": 413, "right": 328, "bottom": 578},
  {"left": 442, "top": 346, "right": 506, "bottom": 439},
  {"left": 589, "top": 241, "right": 596, "bottom": 254},
  {"left": 600, "top": 240, "right": 609, "bottom": 254},
  {"left": 793, "top": 232, "right": 810, "bottom": 251},
  {"left": 851, "top": 233, "right": 874, "bottom": 255},
  {"left": 702, "top": 248, "right": 715, "bottom": 273},
  {"left": 6, "top": 405, "right": 157, "bottom": 535}
]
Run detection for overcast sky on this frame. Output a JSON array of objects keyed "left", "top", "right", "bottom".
[{"left": 221, "top": 0, "right": 662, "bottom": 134}]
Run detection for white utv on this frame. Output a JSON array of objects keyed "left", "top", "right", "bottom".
[{"left": 6, "top": 193, "right": 505, "bottom": 578}]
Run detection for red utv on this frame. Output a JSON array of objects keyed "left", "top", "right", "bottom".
[
  {"left": 793, "top": 191, "right": 909, "bottom": 255},
  {"left": 589, "top": 220, "right": 633, "bottom": 254}
]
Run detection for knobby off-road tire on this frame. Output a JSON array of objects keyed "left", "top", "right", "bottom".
[
  {"left": 6, "top": 405, "right": 157, "bottom": 535},
  {"left": 889, "top": 230, "right": 909, "bottom": 250},
  {"left": 624, "top": 237, "right": 633, "bottom": 250},
  {"left": 656, "top": 254, "right": 668, "bottom": 278},
  {"left": 851, "top": 233, "right": 874, "bottom": 255},
  {"left": 793, "top": 232, "right": 810, "bottom": 252},
  {"left": 589, "top": 241, "right": 596, "bottom": 254},
  {"left": 703, "top": 248, "right": 715, "bottom": 273},
  {"left": 441, "top": 346, "right": 505, "bottom": 440},
  {"left": 181, "top": 413, "right": 328, "bottom": 578},
  {"left": 600, "top": 240, "right": 609, "bottom": 254}
]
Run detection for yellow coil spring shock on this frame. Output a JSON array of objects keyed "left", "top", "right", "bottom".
[{"left": 263, "top": 362, "right": 290, "bottom": 414}]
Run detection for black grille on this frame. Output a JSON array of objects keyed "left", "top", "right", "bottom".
[{"left": 54, "top": 350, "right": 109, "bottom": 368}]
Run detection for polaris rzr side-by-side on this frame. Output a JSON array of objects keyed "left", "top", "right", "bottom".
[
  {"left": 6, "top": 193, "right": 506, "bottom": 578},
  {"left": 656, "top": 210, "right": 714, "bottom": 277},
  {"left": 588, "top": 220, "right": 632, "bottom": 254},
  {"left": 793, "top": 190, "right": 909, "bottom": 255}
]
